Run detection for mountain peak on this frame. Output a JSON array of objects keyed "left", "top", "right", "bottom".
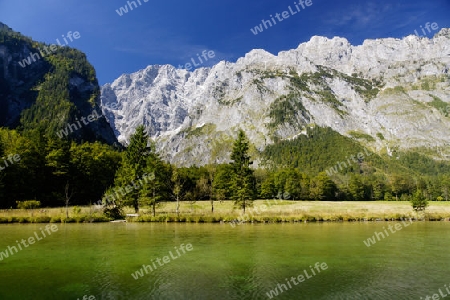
[
  {"left": 0, "top": 22, "right": 12, "bottom": 31},
  {"left": 435, "top": 28, "right": 450, "bottom": 38}
]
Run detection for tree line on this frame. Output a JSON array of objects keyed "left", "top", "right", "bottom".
[{"left": 0, "top": 125, "right": 448, "bottom": 214}]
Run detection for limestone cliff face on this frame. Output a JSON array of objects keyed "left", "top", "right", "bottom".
[
  {"left": 101, "top": 29, "right": 450, "bottom": 165},
  {"left": 0, "top": 23, "right": 49, "bottom": 127},
  {"left": 0, "top": 22, "right": 117, "bottom": 144}
]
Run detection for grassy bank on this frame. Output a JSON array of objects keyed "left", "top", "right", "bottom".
[
  {"left": 0, "top": 206, "right": 110, "bottom": 223},
  {"left": 1, "top": 200, "right": 450, "bottom": 223}
]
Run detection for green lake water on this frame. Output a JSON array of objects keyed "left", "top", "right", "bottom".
[{"left": 0, "top": 222, "right": 449, "bottom": 299}]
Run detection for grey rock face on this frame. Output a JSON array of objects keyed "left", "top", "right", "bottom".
[
  {"left": 102, "top": 29, "right": 450, "bottom": 166},
  {"left": 0, "top": 26, "right": 118, "bottom": 145}
]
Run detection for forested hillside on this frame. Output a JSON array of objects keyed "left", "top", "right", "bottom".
[
  {"left": 260, "top": 126, "right": 450, "bottom": 201},
  {"left": 0, "top": 22, "right": 117, "bottom": 143},
  {"left": 0, "top": 23, "right": 120, "bottom": 208}
]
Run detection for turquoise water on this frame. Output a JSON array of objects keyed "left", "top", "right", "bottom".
[{"left": 0, "top": 222, "right": 449, "bottom": 299}]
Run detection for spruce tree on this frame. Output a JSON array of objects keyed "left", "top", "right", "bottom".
[
  {"left": 411, "top": 189, "right": 428, "bottom": 213},
  {"left": 230, "top": 130, "right": 256, "bottom": 213},
  {"left": 141, "top": 158, "right": 169, "bottom": 217},
  {"left": 113, "top": 125, "right": 152, "bottom": 213}
]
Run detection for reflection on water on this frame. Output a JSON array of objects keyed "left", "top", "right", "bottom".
[{"left": 0, "top": 222, "right": 449, "bottom": 299}]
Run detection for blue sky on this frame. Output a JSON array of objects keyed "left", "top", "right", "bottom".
[{"left": 1, "top": 0, "right": 449, "bottom": 85}]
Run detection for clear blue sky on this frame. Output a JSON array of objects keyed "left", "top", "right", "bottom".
[{"left": 1, "top": 0, "right": 449, "bottom": 85}]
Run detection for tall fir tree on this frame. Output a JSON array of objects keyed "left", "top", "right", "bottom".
[
  {"left": 140, "top": 158, "right": 170, "bottom": 217},
  {"left": 230, "top": 130, "right": 256, "bottom": 213},
  {"left": 113, "top": 125, "right": 152, "bottom": 213}
]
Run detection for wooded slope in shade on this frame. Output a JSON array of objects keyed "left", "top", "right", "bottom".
[{"left": 0, "top": 23, "right": 117, "bottom": 144}]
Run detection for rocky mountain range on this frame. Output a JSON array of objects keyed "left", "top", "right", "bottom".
[{"left": 101, "top": 29, "right": 450, "bottom": 166}]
